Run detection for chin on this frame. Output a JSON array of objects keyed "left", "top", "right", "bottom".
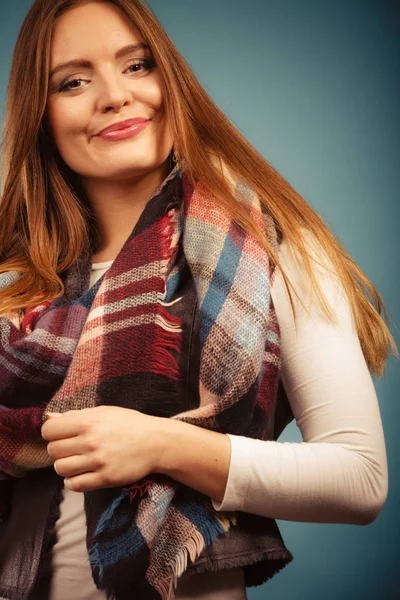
[
  {"left": 98, "top": 164, "right": 158, "bottom": 180},
  {"left": 92, "top": 168, "right": 145, "bottom": 181},
  {"left": 74, "top": 159, "right": 154, "bottom": 180}
]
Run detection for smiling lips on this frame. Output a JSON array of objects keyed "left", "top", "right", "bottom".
[{"left": 95, "top": 117, "right": 151, "bottom": 140}]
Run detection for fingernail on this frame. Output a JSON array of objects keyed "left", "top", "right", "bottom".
[{"left": 46, "top": 412, "right": 63, "bottom": 418}]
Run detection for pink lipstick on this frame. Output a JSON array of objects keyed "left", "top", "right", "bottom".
[{"left": 95, "top": 118, "right": 150, "bottom": 141}]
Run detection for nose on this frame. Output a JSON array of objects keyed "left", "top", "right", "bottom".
[{"left": 95, "top": 71, "right": 131, "bottom": 113}]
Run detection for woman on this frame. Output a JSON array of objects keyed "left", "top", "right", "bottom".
[{"left": 0, "top": 0, "right": 396, "bottom": 599}]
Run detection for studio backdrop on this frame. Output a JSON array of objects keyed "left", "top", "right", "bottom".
[{"left": 0, "top": 1, "right": 398, "bottom": 599}]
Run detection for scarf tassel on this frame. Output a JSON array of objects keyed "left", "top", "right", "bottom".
[
  {"left": 154, "top": 511, "right": 236, "bottom": 600},
  {"left": 128, "top": 479, "right": 153, "bottom": 502},
  {"left": 151, "top": 306, "right": 182, "bottom": 380}
]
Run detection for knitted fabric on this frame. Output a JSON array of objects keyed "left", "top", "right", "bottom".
[{"left": 0, "top": 162, "right": 282, "bottom": 599}]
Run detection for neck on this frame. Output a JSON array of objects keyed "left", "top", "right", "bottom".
[{"left": 80, "top": 159, "right": 172, "bottom": 263}]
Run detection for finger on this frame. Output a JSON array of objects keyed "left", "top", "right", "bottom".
[
  {"left": 64, "top": 472, "right": 110, "bottom": 493},
  {"left": 41, "top": 412, "right": 83, "bottom": 442},
  {"left": 47, "top": 436, "right": 84, "bottom": 460},
  {"left": 54, "top": 455, "right": 96, "bottom": 478}
]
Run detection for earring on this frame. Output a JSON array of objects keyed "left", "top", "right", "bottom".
[{"left": 170, "top": 150, "right": 181, "bottom": 169}]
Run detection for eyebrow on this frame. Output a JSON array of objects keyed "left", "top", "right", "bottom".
[{"left": 49, "top": 42, "right": 150, "bottom": 79}]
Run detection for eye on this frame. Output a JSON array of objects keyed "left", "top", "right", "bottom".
[
  {"left": 58, "top": 78, "right": 86, "bottom": 93},
  {"left": 125, "top": 58, "right": 156, "bottom": 75}
]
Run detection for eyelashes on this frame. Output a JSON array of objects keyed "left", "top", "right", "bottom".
[
  {"left": 57, "top": 58, "right": 156, "bottom": 93},
  {"left": 125, "top": 58, "right": 156, "bottom": 75}
]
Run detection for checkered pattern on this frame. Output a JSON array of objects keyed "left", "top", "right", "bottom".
[{"left": 0, "top": 162, "right": 282, "bottom": 599}]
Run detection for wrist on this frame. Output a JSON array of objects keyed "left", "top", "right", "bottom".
[
  {"left": 151, "top": 416, "right": 180, "bottom": 476},
  {"left": 149, "top": 415, "right": 176, "bottom": 475},
  {"left": 151, "top": 417, "right": 231, "bottom": 502}
]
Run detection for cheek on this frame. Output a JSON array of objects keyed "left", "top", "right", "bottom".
[
  {"left": 46, "top": 99, "right": 88, "bottom": 148},
  {"left": 143, "top": 75, "right": 166, "bottom": 115}
]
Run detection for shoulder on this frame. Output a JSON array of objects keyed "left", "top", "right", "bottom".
[
  {"left": 271, "top": 229, "right": 355, "bottom": 331},
  {"left": 274, "top": 229, "right": 342, "bottom": 289}
]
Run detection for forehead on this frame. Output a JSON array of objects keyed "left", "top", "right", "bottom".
[{"left": 50, "top": 2, "right": 144, "bottom": 62}]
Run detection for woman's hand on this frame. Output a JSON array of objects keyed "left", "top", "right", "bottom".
[{"left": 41, "top": 406, "right": 165, "bottom": 492}]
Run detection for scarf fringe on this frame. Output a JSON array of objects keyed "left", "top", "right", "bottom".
[
  {"left": 151, "top": 323, "right": 182, "bottom": 379},
  {"left": 128, "top": 478, "right": 153, "bottom": 502},
  {"left": 159, "top": 297, "right": 182, "bottom": 308},
  {"left": 153, "top": 509, "right": 236, "bottom": 600}
]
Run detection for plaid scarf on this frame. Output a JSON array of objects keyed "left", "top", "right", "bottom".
[{"left": 0, "top": 162, "right": 282, "bottom": 599}]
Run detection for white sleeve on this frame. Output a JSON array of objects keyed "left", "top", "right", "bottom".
[{"left": 212, "top": 234, "right": 389, "bottom": 525}]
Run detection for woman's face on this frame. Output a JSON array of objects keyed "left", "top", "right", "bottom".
[{"left": 46, "top": 1, "right": 173, "bottom": 182}]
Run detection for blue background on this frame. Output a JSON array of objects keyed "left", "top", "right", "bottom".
[{"left": 1, "top": 1, "right": 399, "bottom": 598}]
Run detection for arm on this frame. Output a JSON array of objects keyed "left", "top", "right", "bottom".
[{"left": 158, "top": 234, "right": 389, "bottom": 525}]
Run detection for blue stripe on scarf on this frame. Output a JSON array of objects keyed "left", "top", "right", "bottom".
[
  {"left": 72, "top": 277, "right": 104, "bottom": 310},
  {"left": 89, "top": 515, "right": 148, "bottom": 573},
  {"left": 95, "top": 492, "right": 129, "bottom": 535},
  {"left": 252, "top": 268, "right": 271, "bottom": 312},
  {"left": 200, "top": 233, "right": 242, "bottom": 346},
  {"left": 165, "top": 270, "right": 181, "bottom": 302},
  {"left": 90, "top": 487, "right": 172, "bottom": 573},
  {"left": 235, "top": 270, "right": 271, "bottom": 353},
  {"left": 177, "top": 501, "right": 226, "bottom": 546}
]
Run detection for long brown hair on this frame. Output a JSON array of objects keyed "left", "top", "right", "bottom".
[{"left": 0, "top": 0, "right": 397, "bottom": 377}]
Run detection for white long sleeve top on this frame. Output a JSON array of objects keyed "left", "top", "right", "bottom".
[
  {"left": 213, "top": 234, "right": 388, "bottom": 525},
  {"left": 89, "top": 234, "right": 389, "bottom": 526}
]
